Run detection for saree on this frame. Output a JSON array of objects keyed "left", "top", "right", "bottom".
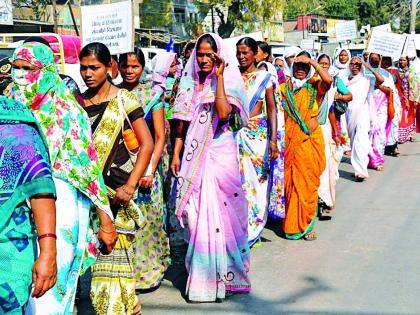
[
  {"left": 86, "top": 89, "right": 146, "bottom": 315},
  {"left": 365, "top": 68, "right": 395, "bottom": 169},
  {"left": 333, "top": 48, "right": 352, "bottom": 152},
  {"left": 0, "top": 96, "right": 56, "bottom": 314},
  {"left": 172, "top": 33, "right": 250, "bottom": 302},
  {"left": 398, "top": 67, "right": 416, "bottom": 143},
  {"left": 10, "top": 42, "right": 113, "bottom": 315},
  {"left": 131, "top": 78, "right": 170, "bottom": 290},
  {"left": 344, "top": 73, "right": 371, "bottom": 178},
  {"left": 408, "top": 59, "right": 420, "bottom": 132},
  {"left": 317, "top": 55, "right": 343, "bottom": 209},
  {"left": 281, "top": 78, "right": 326, "bottom": 239},
  {"left": 237, "top": 66, "right": 284, "bottom": 246}
]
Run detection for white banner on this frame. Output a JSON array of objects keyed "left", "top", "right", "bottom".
[
  {"left": 372, "top": 24, "right": 392, "bottom": 32},
  {"left": 335, "top": 20, "right": 358, "bottom": 41},
  {"left": 367, "top": 30, "right": 407, "bottom": 59},
  {"left": 224, "top": 31, "right": 264, "bottom": 55},
  {"left": 0, "top": 0, "right": 13, "bottom": 25},
  {"left": 300, "top": 39, "right": 314, "bottom": 51},
  {"left": 81, "top": 0, "right": 133, "bottom": 55},
  {"left": 403, "top": 35, "right": 417, "bottom": 58}
]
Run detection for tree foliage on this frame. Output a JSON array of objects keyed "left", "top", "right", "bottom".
[
  {"left": 139, "top": 0, "right": 173, "bottom": 29},
  {"left": 283, "top": 0, "right": 418, "bottom": 33},
  {"left": 205, "top": 0, "right": 283, "bottom": 38}
]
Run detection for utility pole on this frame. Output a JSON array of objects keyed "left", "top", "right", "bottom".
[
  {"left": 211, "top": 5, "right": 215, "bottom": 33},
  {"left": 52, "top": 0, "right": 57, "bottom": 33},
  {"left": 410, "top": 0, "right": 417, "bottom": 33}
]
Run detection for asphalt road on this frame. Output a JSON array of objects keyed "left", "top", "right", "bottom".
[{"left": 76, "top": 140, "right": 420, "bottom": 315}]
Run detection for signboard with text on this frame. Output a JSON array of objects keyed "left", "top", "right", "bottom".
[
  {"left": 0, "top": 0, "right": 13, "bottom": 25},
  {"left": 367, "top": 29, "right": 406, "bottom": 59},
  {"left": 335, "top": 20, "right": 358, "bottom": 41},
  {"left": 81, "top": 0, "right": 133, "bottom": 55}
]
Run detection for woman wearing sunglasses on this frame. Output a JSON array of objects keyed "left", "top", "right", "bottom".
[{"left": 280, "top": 51, "right": 332, "bottom": 241}]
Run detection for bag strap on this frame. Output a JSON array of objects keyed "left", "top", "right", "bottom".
[{"left": 117, "top": 90, "right": 134, "bottom": 131}]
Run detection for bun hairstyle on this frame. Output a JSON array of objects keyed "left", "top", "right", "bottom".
[
  {"left": 236, "top": 37, "right": 258, "bottom": 55},
  {"left": 257, "top": 41, "right": 271, "bottom": 61},
  {"left": 79, "top": 42, "right": 112, "bottom": 67}
]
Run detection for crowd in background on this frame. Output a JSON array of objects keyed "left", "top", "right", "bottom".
[{"left": 1, "top": 32, "right": 420, "bottom": 314}]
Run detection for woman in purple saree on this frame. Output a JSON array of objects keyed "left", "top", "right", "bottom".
[{"left": 170, "top": 33, "right": 250, "bottom": 302}]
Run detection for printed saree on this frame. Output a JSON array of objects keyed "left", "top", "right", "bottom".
[
  {"left": 130, "top": 82, "right": 170, "bottom": 290},
  {"left": 0, "top": 96, "right": 56, "bottom": 314},
  {"left": 86, "top": 89, "right": 146, "bottom": 315},
  {"left": 10, "top": 42, "right": 113, "bottom": 314},
  {"left": 172, "top": 33, "right": 250, "bottom": 302}
]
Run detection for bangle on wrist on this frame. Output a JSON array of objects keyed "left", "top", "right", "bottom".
[
  {"left": 38, "top": 233, "right": 57, "bottom": 241},
  {"left": 100, "top": 226, "right": 115, "bottom": 234},
  {"left": 121, "top": 185, "right": 134, "bottom": 196},
  {"left": 315, "top": 64, "right": 322, "bottom": 73}
]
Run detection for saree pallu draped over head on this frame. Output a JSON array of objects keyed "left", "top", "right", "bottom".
[
  {"left": 172, "top": 33, "right": 248, "bottom": 219},
  {"left": 11, "top": 42, "right": 113, "bottom": 314},
  {"left": 10, "top": 42, "right": 112, "bottom": 219},
  {"left": 171, "top": 32, "right": 250, "bottom": 302},
  {"left": 281, "top": 76, "right": 326, "bottom": 239}
]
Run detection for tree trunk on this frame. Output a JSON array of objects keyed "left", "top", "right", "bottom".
[
  {"left": 216, "top": 1, "right": 240, "bottom": 38},
  {"left": 410, "top": 0, "right": 417, "bottom": 33}
]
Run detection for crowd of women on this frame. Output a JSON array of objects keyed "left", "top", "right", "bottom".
[{"left": 1, "top": 32, "right": 419, "bottom": 314}]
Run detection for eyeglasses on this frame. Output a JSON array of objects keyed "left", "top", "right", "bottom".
[{"left": 349, "top": 63, "right": 362, "bottom": 67}]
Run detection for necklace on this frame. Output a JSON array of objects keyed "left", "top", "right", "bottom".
[{"left": 87, "top": 81, "right": 111, "bottom": 106}]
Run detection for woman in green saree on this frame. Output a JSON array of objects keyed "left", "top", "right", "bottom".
[{"left": 0, "top": 96, "right": 57, "bottom": 314}]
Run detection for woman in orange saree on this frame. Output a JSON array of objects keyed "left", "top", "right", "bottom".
[{"left": 280, "top": 51, "right": 332, "bottom": 241}]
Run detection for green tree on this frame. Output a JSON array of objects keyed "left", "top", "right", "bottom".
[
  {"left": 139, "top": 0, "right": 173, "bottom": 29},
  {"left": 205, "top": 0, "right": 283, "bottom": 38}
]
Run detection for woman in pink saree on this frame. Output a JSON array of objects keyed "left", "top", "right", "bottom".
[{"left": 170, "top": 33, "right": 250, "bottom": 302}]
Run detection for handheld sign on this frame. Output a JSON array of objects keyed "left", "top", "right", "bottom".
[
  {"left": 0, "top": 0, "right": 13, "bottom": 25},
  {"left": 335, "top": 20, "right": 358, "bottom": 42},
  {"left": 366, "top": 29, "right": 406, "bottom": 59},
  {"left": 81, "top": 0, "right": 133, "bottom": 55}
]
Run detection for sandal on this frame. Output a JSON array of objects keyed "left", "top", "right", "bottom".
[
  {"left": 132, "top": 302, "right": 142, "bottom": 315},
  {"left": 355, "top": 174, "right": 366, "bottom": 182},
  {"left": 303, "top": 232, "right": 317, "bottom": 241},
  {"left": 376, "top": 165, "right": 384, "bottom": 171},
  {"left": 319, "top": 209, "right": 332, "bottom": 221}
]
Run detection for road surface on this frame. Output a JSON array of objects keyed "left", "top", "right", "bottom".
[{"left": 76, "top": 140, "right": 420, "bottom": 315}]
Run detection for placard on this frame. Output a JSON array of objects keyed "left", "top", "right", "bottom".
[
  {"left": 366, "top": 29, "right": 406, "bottom": 59},
  {"left": 335, "top": 20, "right": 358, "bottom": 41},
  {"left": 403, "top": 35, "right": 417, "bottom": 58},
  {"left": 300, "top": 39, "right": 314, "bottom": 50},
  {"left": 0, "top": 0, "right": 13, "bottom": 25},
  {"left": 81, "top": 0, "right": 133, "bottom": 55},
  {"left": 224, "top": 31, "right": 264, "bottom": 53},
  {"left": 372, "top": 24, "right": 391, "bottom": 32}
]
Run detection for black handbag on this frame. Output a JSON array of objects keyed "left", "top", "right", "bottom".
[
  {"left": 332, "top": 76, "right": 348, "bottom": 116},
  {"left": 333, "top": 98, "right": 348, "bottom": 116}
]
